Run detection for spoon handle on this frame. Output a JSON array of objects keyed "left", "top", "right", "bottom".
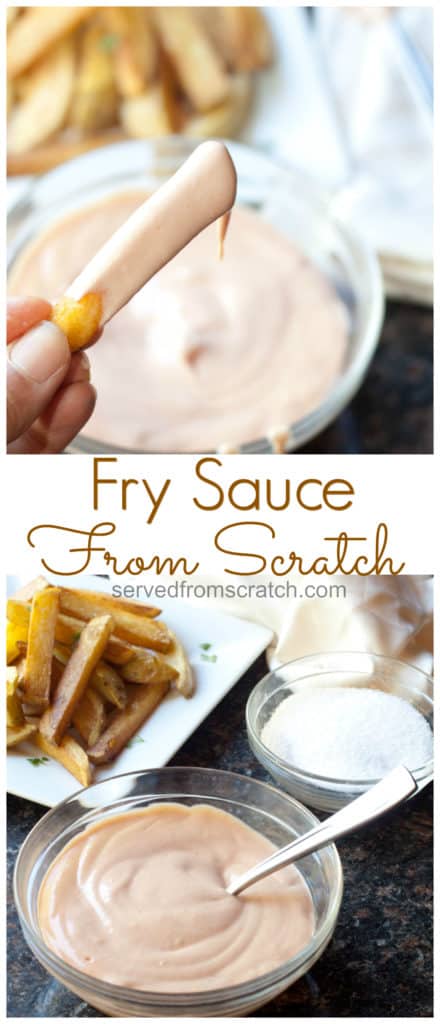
[{"left": 227, "top": 765, "right": 417, "bottom": 896}]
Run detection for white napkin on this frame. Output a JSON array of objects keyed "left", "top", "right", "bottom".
[
  {"left": 193, "top": 575, "right": 433, "bottom": 677},
  {"left": 245, "top": 7, "right": 433, "bottom": 304}
]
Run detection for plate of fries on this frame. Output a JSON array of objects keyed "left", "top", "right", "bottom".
[
  {"left": 7, "top": 575, "right": 272, "bottom": 805},
  {"left": 7, "top": 6, "right": 273, "bottom": 175}
]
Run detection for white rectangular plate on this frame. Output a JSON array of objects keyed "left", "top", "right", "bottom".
[{"left": 7, "top": 577, "right": 272, "bottom": 807}]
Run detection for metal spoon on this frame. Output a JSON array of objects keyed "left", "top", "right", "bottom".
[{"left": 227, "top": 765, "right": 416, "bottom": 896}]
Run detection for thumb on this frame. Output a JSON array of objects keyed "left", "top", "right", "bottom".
[{"left": 7, "top": 320, "right": 71, "bottom": 444}]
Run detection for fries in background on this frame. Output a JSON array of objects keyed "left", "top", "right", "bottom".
[
  {"left": 7, "top": 7, "right": 273, "bottom": 173},
  {"left": 6, "top": 580, "right": 194, "bottom": 786}
]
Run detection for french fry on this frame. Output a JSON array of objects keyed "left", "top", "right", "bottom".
[
  {"left": 7, "top": 8, "right": 19, "bottom": 30},
  {"left": 90, "top": 661, "right": 127, "bottom": 708},
  {"left": 53, "top": 644, "right": 126, "bottom": 707},
  {"left": 163, "top": 630, "right": 195, "bottom": 699},
  {"left": 104, "top": 8, "right": 157, "bottom": 97},
  {"left": 120, "top": 83, "right": 174, "bottom": 138},
  {"left": 58, "top": 589, "right": 171, "bottom": 652},
  {"left": 7, "top": 723, "right": 37, "bottom": 748},
  {"left": 54, "top": 613, "right": 135, "bottom": 666},
  {"left": 59, "top": 587, "right": 160, "bottom": 620},
  {"left": 7, "top": 598, "right": 31, "bottom": 628},
  {"left": 184, "top": 72, "right": 253, "bottom": 139},
  {"left": 108, "top": 595, "right": 161, "bottom": 619},
  {"left": 21, "top": 587, "right": 60, "bottom": 712},
  {"left": 34, "top": 731, "right": 92, "bottom": 787},
  {"left": 73, "top": 689, "right": 106, "bottom": 747},
  {"left": 39, "top": 614, "right": 114, "bottom": 744},
  {"left": 7, "top": 6, "right": 91, "bottom": 78},
  {"left": 6, "top": 619, "right": 28, "bottom": 664},
  {"left": 6, "top": 666, "right": 24, "bottom": 727},
  {"left": 51, "top": 294, "right": 103, "bottom": 352},
  {"left": 8, "top": 40, "right": 76, "bottom": 154},
  {"left": 88, "top": 680, "right": 170, "bottom": 765},
  {"left": 153, "top": 8, "right": 230, "bottom": 112},
  {"left": 7, "top": 79, "right": 15, "bottom": 115},
  {"left": 70, "top": 22, "right": 117, "bottom": 133},
  {"left": 103, "top": 635, "right": 138, "bottom": 666},
  {"left": 120, "top": 649, "right": 178, "bottom": 686},
  {"left": 213, "top": 8, "right": 273, "bottom": 71}
]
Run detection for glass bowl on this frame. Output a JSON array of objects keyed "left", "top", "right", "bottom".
[
  {"left": 247, "top": 652, "right": 433, "bottom": 812},
  {"left": 7, "top": 136, "right": 384, "bottom": 454},
  {"left": 14, "top": 766, "right": 342, "bottom": 1017}
]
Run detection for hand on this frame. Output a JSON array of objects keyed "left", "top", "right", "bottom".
[{"left": 7, "top": 297, "right": 97, "bottom": 454}]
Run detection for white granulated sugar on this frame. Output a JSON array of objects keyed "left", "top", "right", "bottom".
[{"left": 261, "top": 687, "right": 433, "bottom": 780}]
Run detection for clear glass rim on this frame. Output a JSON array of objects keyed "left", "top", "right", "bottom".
[
  {"left": 247, "top": 651, "right": 434, "bottom": 789},
  {"left": 7, "top": 136, "right": 385, "bottom": 455},
  {"left": 13, "top": 764, "right": 343, "bottom": 1008}
]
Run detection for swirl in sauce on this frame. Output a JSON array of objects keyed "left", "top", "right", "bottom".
[{"left": 38, "top": 804, "right": 315, "bottom": 992}]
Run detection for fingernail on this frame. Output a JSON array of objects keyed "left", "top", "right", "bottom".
[{"left": 9, "top": 321, "right": 69, "bottom": 384}]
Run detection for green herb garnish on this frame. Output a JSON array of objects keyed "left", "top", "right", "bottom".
[
  {"left": 27, "top": 757, "right": 49, "bottom": 767},
  {"left": 127, "top": 736, "right": 145, "bottom": 748},
  {"left": 100, "top": 33, "right": 119, "bottom": 52}
]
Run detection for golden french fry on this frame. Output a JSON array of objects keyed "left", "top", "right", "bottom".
[
  {"left": 108, "top": 595, "right": 161, "bottom": 619},
  {"left": 6, "top": 619, "right": 28, "bottom": 664},
  {"left": 51, "top": 293, "right": 103, "bottom": 352},
  {"left": 214, "top": 8, "right": 273, "bottom": 71},
  {"left": 73, "top": 689, "right": 106, "bottom": 748},
  {"left": 120, "top": 84, "right": 174, "bottom": 138},
  {"left": 8, "top": 40, "right": 76, "bottom": 154},
  {"left": 58, "top": 589, "right": 171, "bottom": 652},
  {"left": 120, "top": 649, "right": 178, "bottom": 686},
  {"left": 7, "top": 8, "right": 19, "bottom": 30},
  {"left": 70, "top": 22, "right": 117, "bottom": 132},
  {"left": 153, "top": 8, "right": 230, "bottom": 112},
  {"left": 53, "top": 613, "right": 135, "bottom": 666},
  {"left": 90, "top": 661, "right": 127, "bottom": 708},
  {"left": 104, "top": 8, "right": 157, "bottom": 97},
  {"left": 88, "top": 680, "right": 170, "bottom": 765},
  {"left": 7, "top": 666, "right": 24, "bottom": 727},
  {"left": 34, "top": 731, "right": 92, "bottom": 787},
  {"left": 7, "top": 79, "right": 15, "bottom": 115},
  {"left": 21, "top": 587, "right": 60, "bottom": 712},
  {"left": 7, "top": 598, "right": 31, "bottom": 627},
  {"left": 53, "top": 644, "right": 126, "bottom": 707},
  {"left": 53, "top": 613, "right": 84, "bottom": 646},
  {"left": 39, "top": 614, "right": 114, "bottom": 744},
  {"left": 7, "top": 722, "right": 37, "bottom": 748},
  {"left": 7, "top": 6, "right": 91, "bottom": 78},
  {"left": 103, "top": 635, "right": 138, "bottom": 665},
  {"left": 184, "top": 72, "right": 253, "bottom": 139},
  {"left": 163, "top": 631, "right": 195, "bottom": 698}
]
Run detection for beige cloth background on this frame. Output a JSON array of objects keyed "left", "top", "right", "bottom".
[{"left": 197, "top": 575, "right": 433, "bottom": 675}]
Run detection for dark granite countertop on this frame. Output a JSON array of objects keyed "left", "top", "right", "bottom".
[
  {"left": 7, "top": 652, "right": 433, "bottom": 1018},
  {"left": 301, "top": 300, "right": 433, "bottom": 454}
]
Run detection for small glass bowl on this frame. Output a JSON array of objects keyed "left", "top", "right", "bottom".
[
  {"left": 14, "top": 766, "right": 343, "bottom": 1017},
  {"left": 7, "top": 136, "right": 384, "bottom": 454},
  {"left": 247, "top": 652, "right": 433, "bottom": 812}
]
